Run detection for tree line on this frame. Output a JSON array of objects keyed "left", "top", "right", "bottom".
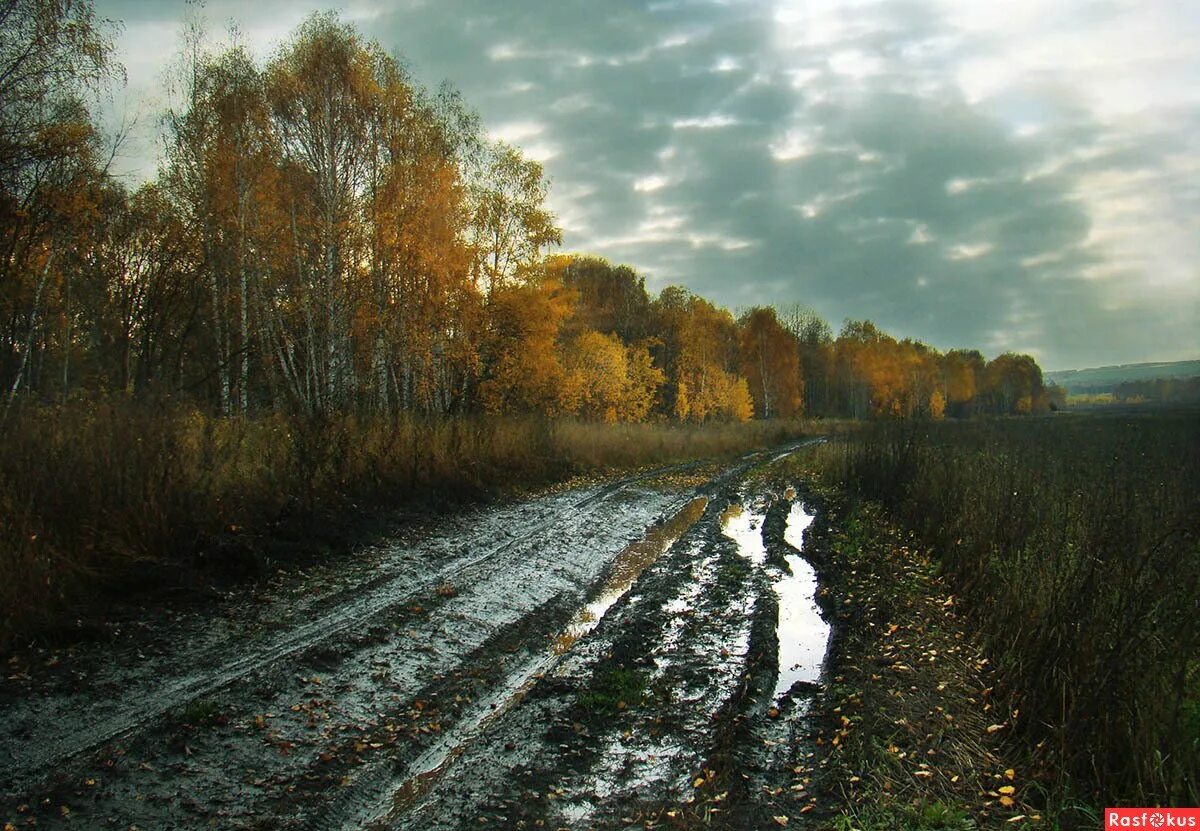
[
  {"left": 1113, "top": 377, "right": 1200, "bottom": 405},
  {"left": 1, "top": 3, "right": 1058, "bottom": 426}
]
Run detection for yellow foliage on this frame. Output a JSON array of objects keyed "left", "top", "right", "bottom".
[
  {"left": 562, "top": 331, "right": 665, "bottom": 422},
  {"left": 929, "top": 390, "right": 946, "bottom": 420}
]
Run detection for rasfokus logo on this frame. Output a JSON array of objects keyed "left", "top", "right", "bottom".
[{"left": 1106, "top": 809, "right": 1200, "bottom": 829}]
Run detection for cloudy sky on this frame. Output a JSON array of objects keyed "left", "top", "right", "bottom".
[{"left": 96, "top": 0, "right": 1199, "bottom": 370}]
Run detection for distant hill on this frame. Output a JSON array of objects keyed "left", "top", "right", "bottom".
[{"left": 1046, "top": 359, "right": 1200, "bottom": 394}]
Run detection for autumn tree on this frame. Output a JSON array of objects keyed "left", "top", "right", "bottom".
[
  {"left": 0, "top": 7, "right": 1053, "bottom": 432},
  {"left": 562, "top": 330, "right": 664, "bottom": 423},
  {"left": 942, "top": 349, "right": 984, "bottom": 417},
  {"left": 73, "top": 182, "right": 201, "bottom": 394},
  {"left": 653, "top": 287, "right": 751, "bottom": 422},
  {"left": 834, "top": 321, "right": 951, "bottom": 419},
  {"left": 780, "top": 303, "right": 834, "bottom": 417},
  {"left": 478, "top": 277, "right": 575, "bottom": 417},
  {"left": 553, "top": 254, "right": 653, "bottom": 344},
  {"left": 0, "top": 0, "right": 116, "bottom": 409},
  {"left": 738, "top": 306, "right": 803, "bottom": 419},
  {"left": 469, "top": 143, "right": 560, "bottom": 293},
  {"left": 982, "top": 352, "right": 1046, "bottom": 414}
]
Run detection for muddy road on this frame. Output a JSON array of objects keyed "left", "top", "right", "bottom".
[{"left": 1, "top": 442, "right": 832, "bottom": 830}]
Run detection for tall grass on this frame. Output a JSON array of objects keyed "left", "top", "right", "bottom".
[
  {"left": 0, "top": 398, "right": 808, "bottom": 649},
  {"left": 817, "top": 414, "right": 1200, "bottom": 808}
]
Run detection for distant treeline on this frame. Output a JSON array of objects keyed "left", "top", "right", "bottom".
[
  {"left": 1, "top": 3, "right": 1056, "bottom": 426},
  {"left": 1113, "top": 377, "right": 1200, "bottom": 405}
]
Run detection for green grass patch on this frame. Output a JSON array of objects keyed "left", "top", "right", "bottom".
[
  {"left": 180, "top": 698, "right": 223, "bottom": 728},
  {"left": 577, "top": 667, "right": 648, "bottom": 716}
]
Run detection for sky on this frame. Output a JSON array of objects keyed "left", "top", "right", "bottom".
[{"left": 94, "top": 0, "right": 1199, "bottom": 370}]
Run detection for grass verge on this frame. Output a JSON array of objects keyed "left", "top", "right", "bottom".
[{"left": 802, "top": 489, "right": 1038, "bottom": 831}]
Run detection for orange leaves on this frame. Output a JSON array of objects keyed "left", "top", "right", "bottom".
[
  {"left": 738, "top": 306, "right": 804, "bottom": 419},
  {"left": 479, "top": 279, "right": 575, "bottom": 417}
]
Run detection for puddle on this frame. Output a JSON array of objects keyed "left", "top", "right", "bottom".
[
  {"left": 553, "top": 497, "right": 708, "bottom": 655},
  {"left": 720, "top": 502, "right": 767, "bottom": 565},
  {"left": 783, "top": 500, "right": 813, "bottom": 550},
  {"left": 772, "top": 501, "right": 829, "bottom": 702}
]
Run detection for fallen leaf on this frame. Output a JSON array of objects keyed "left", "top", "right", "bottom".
[
  {"left": 1000, "top": 796, "right": 1015, "bottom": 808},
  {"left": 773, "top": 816, "right": 789, "bottom": 826},
  {"left": 999, "top": 785, "right": 1016, "bottom": 795}
]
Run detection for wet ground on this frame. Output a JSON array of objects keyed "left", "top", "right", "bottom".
[{"left": 1, "top": 442, "right": 832, "bottom": 830}]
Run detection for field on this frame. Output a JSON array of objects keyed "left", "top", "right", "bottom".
[{"left": 812, "top": 413, "right": 1200, "bottom": 813}]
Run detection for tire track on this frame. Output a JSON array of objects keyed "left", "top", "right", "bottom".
[{"left": 0, "top": 460, "right": 703, "bottom": 793}]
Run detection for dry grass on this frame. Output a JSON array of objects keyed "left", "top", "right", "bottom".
[
  {"left": 813, "top": 414, "right": 1200, "bottom": 814},
  {"left": 0, "top": 399, "right": 809, "bottom": 650}
]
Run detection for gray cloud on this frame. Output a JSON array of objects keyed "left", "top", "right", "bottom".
[{"left": 98, "top": 0, "right": 1200, "bottom": 369}]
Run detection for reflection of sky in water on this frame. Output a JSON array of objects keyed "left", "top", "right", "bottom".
[
  {"left": 774, "top": 502, "right": 829, "bottom": 702},
  {"left": 720, "top": 502, "right": 767, "bottom": 565},
  {"left": 552, "top": 497, "right": 708, "bottom": 655}
]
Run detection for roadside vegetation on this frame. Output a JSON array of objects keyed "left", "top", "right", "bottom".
[
  {"left": 0, "top": 405, "right": 808, "bottom": 649},
  {"left": 813, "top": 413, "right": 1200, "bottom": 816}
]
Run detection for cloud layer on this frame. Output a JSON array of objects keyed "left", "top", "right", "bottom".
[{"left": 99, "top": 0, "right": 1200, "bottom": 369}]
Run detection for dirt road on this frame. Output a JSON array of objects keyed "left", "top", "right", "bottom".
[{"left": 1, "top": 441, "right": 831, "bottom": 830}]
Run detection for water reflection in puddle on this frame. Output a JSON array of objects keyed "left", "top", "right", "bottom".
[
  {"left": 773, "top": 501, "right": 828, "bottom": 702},
  {"left": 553, "top": 497, "right": 709, "bottom": 655},
  {"left": 720, "top": 502, "right": 767, "bottom": 565}
]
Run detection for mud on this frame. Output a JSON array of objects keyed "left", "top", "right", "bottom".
[{"left": 0, "top": 440, "right": 832, "bottom": 830}]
